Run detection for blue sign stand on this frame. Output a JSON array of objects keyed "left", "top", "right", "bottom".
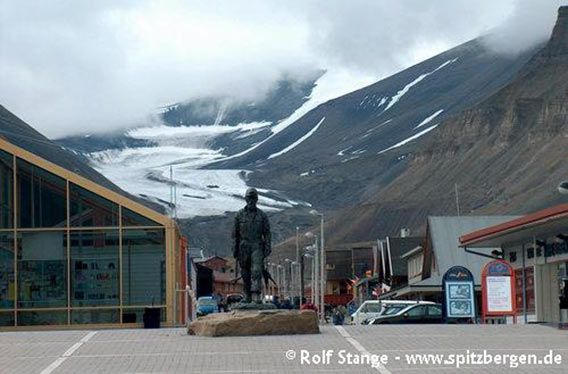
[{"left": 442, "top": 266, "right": 476, "bottom": 323}]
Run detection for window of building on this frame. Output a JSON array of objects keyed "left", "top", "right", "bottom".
[
  {"left": 0, "top": 311, "right": 15, "bottom": 326},
  {"left": 17, "top": 310, "right": 67, "bottom": 325},
  {"left": 0, "top": 151, "right": 174, "bottom": 327},
  {"left": 17, "top": 232, "right": 67, "bottom": 308},
  {"left": 71, "top": 309, "right": 119, "bottom": 325},
  {"left": 17, "top": 159, "right": 66, "bottom": 228},
  {"left": 122, "top": 207, "right": 160, "bottom": 227},
  {"left": 70, "top": 183, "right": 119, "bottom": 227},
  {"left": 408, "top": 253, "right": 424, "bottom": 279},
  {"left": 0, "top": 233, "right": 15, "bottom": 309},
  {"left": 70, "top": 231, "right": 119, "bottom": 307},
  {"left": 122, "top": 229, "right": 166, "bottom": 306},
  {"left": 0, "top": 150, "right": 14, "bottom": 229}
]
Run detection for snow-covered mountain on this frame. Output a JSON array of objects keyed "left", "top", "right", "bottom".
[
  {"left": 56, "top": 22, "right": 552, "bottom": 253},
  {"left": 317, "top": 6, "right": 568, "bottom": 247},
  {"left": 57, "top": 70, "right": 375, "bottom": 218}
]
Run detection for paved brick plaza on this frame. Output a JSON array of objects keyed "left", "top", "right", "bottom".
[{"left": 0, "top": 325, "right": 567, "bottom": 373}]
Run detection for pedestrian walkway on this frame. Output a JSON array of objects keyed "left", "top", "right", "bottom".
[{"left": 0, "top": 325, "right": 566, "bottom": 373}]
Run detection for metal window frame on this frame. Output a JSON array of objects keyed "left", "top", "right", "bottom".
[{"left": 0, "top": 141, "right": 176, "bottom": 329}]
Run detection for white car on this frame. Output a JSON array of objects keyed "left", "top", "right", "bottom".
[{"left": 351, "top": 300, "right": 435, "bottom": 325}]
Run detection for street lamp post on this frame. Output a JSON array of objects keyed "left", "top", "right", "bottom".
[
  {"left": 277, "top": 264, "right": 283, "bottom": 298},
  {"left": 296, "top": 226, "right": 301, "bottom": 307},
  {"left": 292, "top": 261, "right": 300, "bottom": 307},
  {"left": 299, "top": 252, "right": 305, "bottom": 308},
  {"left": 314, "top": 236, "right": 319, "bottom": 319},
  {"left": 311, "top": 210, "right": 325, "bottom": 323},
  {"left": 285, "top": 258, "right": 293, "bottom": 300},
  {"left": 304, "top": 252, "right": 314, "bottom": 303}
]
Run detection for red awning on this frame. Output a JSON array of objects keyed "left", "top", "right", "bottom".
[{"left": 460, "top": 203, "right": 568, "bottom": 247}]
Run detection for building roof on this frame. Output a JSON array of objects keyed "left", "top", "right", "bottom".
[
  {"left": 213, "top": 270, "right": 240, "bottom": 284},
  {"left": 460, "top": 204, "right": 568, "bottom": 248},
  {"left": 425, "top": 216, "right": 519, "bottom": 285},
  {"left": 0, "top": 105, "right": 164, "bottom": 213},
  {"left": 386, "top": 236, "right": 422, "bottom": 276}
]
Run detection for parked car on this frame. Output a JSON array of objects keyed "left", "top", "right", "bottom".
[
  {"left": 351, "top": 300, "right": 435, "bottom": 324},
  {"left": 368, "top": 303, "right": 443, "bottom": 324},
  {"left": 226, "top": 293, "right": 244, "bottom": 307},
  {"left": 196, "top": 296, "right": 219, "bottom": 316}
]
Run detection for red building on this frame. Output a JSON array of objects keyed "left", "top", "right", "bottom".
[{"left": 194, "top": 256, "right": 243, "bottom": 297}]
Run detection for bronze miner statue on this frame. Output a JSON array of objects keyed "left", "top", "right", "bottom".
[{"left": 232, "top": 188, "right": 271, "bottom": 303}]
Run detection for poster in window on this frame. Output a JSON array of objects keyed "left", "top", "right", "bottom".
[
  {"left": 486, "top": 276, "right": 513, "bottom": 312},
  {"left": 444, "top": 281, "right": 475, "bottom": 318},
  {"left": 449, "top": 300, "right": 472, "bottom": 316}
]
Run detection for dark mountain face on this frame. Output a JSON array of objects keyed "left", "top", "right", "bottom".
[
  {"left": 212, "top": 39, "right": 539, "bottom": 173},
  {"left": 53, "top": 9, "right": 562, "bottom": 256},
  {"left": 216, "top": 39, "right": 541, "bottom": 216},
  {"left": 189, "top": 36, "right": 545, "bottom": 255},
  {"left": 162, "top": 72, "right": 323, "bottom": 127},
  {"left": 314, "top": 6, "right": 568, "bottom": 247}
]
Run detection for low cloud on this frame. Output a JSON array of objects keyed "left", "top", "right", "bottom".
[
  {"left": 482, "top": 0, "right": 568, "bottom": 55},
  {"left": 0, "top": 0, "right": 563, "bottom": 138}
]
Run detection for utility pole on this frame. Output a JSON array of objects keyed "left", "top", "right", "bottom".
[
  {"left": 314, "top": 236, "right": 319, "bottom": 320},
  {"left": 320, "top": 214, "right": 325, "bottom": 324},
  {"left": 455, "top": 183, "right": 461, "bottom": 217},
  {"left": 296, "top": 226, "right": 300, "bottom": 306},
  {"left": 300, "top": 250, "right": 305, "bottom": 308}
]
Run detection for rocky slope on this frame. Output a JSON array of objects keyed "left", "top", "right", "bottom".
[
  {"left": 54, "top": 11, "right": 560, "bottom": 255},
  {"left": 317, "top": 6, "right": 568, "bottom": 247}
]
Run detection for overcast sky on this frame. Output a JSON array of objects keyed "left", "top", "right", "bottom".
[{"left": 0, "top": 0, "right": 566, "bottom": 138}]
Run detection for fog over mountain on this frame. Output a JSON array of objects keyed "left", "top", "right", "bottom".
[{"left": 1, "top": 0, "right": 564, "bottom": 138}]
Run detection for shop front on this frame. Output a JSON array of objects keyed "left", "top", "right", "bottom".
[
  {"left": 0, "top": 139, "right": 185, "bottom": 329},
  {"left": 460, "top": 204, "right": 568, "bottom": 325}
]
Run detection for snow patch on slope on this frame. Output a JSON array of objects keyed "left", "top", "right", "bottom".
[
  {"left": 378, "top": 123, "right": 439, "bottom": 154},
  {"left": 382, "top": 58, "right": 458, "bottom": 113},
  {"left": 268, "top": 117, "right": 325, "bottom": 159},
  {"left": 217, "top": 70, "right": 377, "bottom": 163},
  {"left": 414, "top": 110, "right": 444, "bottom": 129}
]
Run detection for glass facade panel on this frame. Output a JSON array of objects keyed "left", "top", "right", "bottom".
[
  {"left": 17, "top": 159, "right": 66, "bottom": 228},
  {"left": 122, "top": 307, "right": 166, "bottom": 323},
  {"left": 122, "top": 207, "right": 160, "bottom": 227},
  {"left": 0, "top": 311, "right": 15, "bottom": 326},
  {"left": 0, "top": 154, "right": 174, "bottom": 328},
  {"left": 71, "top": 309, "right": 119, "bottom": 324},
  {"left": 17, "top": 232, "right": 67, "bottom": 308},
  {"left": 0, "top": 233, "right": 15, "bottom": 309},
  {"left": 122, "top": 229, "right": 166, "bottom": 305},
  {"left": 18, "top": 310, "right": 67, "bottom": 325},
  {"left": 70, "top": 183, "right": 118, "bottom": 227},
  {"left": 0, "top": 150, "right": 14, "bottom": 229},
  {"left": 71, "top": 231, "right": 119, "bottom": 307}
]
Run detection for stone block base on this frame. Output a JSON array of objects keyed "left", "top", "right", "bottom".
[{"left": 187, "top": 309, "right": 319, "bottom": 337}]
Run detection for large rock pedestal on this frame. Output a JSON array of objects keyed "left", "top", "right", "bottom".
[{"left": 187, "top": 309, "right": 319, "bottom": 337}]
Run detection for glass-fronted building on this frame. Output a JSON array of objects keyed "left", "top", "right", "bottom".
[{"left": 0, "top": 105, "right": 186, "bottom": 329}]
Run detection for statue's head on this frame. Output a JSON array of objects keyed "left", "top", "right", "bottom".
[{"left": 245, "top": 188, "right": 258, "bottom": 209}]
